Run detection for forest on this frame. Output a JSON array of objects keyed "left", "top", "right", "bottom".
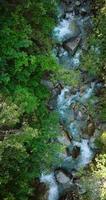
[{"left": 0, "top": 0, "right": 106, "bottom": 200}]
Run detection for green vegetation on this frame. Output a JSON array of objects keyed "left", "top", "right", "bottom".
[
  {"left": 0, "top": 124, "right": 61, "bottom": 200},
  {"left": 80, "top": 154, "right": 106, "bottom": 200},
  {"left": 52, "top": 68, "right": 81, "bottom": 88},
  {"left": 81, "top": 0, "right": 106, "bottom": 121},
  {"left": 79, "top": 2, "right": 106, "bottom": 200},
  {"left": 82, "top": 0, "right": 106, "bottom": 80},
  {"left": 0, "top": 1, "right": 61, "bottom": 199},
  {"left": 0, "top": 0, "right": 106, "bottom": 200}
]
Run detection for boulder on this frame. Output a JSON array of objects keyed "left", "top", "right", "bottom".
[
  {"left": 65, "top": 6, "right": 74, "bottom": 13},
  {"left": 41, "top": 79, "right": 54, "bottom": 90},
  {"left": 54, "top": 168, "right": 74, "bottom": 197},
  {"left": 63, "top": 36, "right": 81, "bottom": 55},
  {"left": 69, "top": 20, "right": 81, "bottom": 38},
  {"left": 52, "top": 82, "right": 63, "bottom": 97},
  {"left": 47, "top": 98, "right": 57, "bottom": 110},
  {"left": 75, "top": 1, "right": 81, "bottom": 6},
  {"left": 31, "top": 179, "right": 48, "bottom": 200},
  {"left": 82, "top": 17, "right": 93, "bottom": 34},
  {"left": 61, "top": 157, "right": 78, "bottom": 173},
  {"left": 80, "top": 7, "right": 88, "bottom": 16},
  {"left": 58, "top": 136, "right": 71, "bottom": 146},
  {"left": 74, "top": 7, "right": 80, "bottom": 15},
  {"left": 72, "top": 146, "right": 80, "bottom": 158},
  {"left": 66, "top": 145, "right": 80, "bottom": 158},
  {"left": 68, "top": 122, "right": 81, "bottom": 142},
  {"left": 55, "top": 171, "right": 71, "bottom": 184},
  {"left": 87, "top": 122, "right": 95, "bottom": 137},
  {"left": 66, "top": 144, "right": 73, "bottom": 156}
]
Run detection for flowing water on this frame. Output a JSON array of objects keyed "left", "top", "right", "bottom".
[
  {"left": 40, "top": 173, "right": 59, "bottom": 200},
  {"left": 41, "top": 1, "right": 99, "bottom": 199}
]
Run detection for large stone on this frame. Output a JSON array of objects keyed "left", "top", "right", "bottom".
[
  {"left": 61, "top": 157, "right": 78, "bottom": 173},
  {"left": 31, "top": 179, "right": 48, "bottom": 200},
  {"left": 55, "top": 171, "right": 71, "bottom": 184},
  {"left": 68, "top": 122, "right": 81, "bottom": 142},
  {"left": 66, "top": 145, "right": 80, "bottom": 158},
  {"left": 87, "top": 122, "right": 95, "bottom": 136},
  {"left": 75, "top": 1, "right": 81, "bottom": 6},
  {"left": 65, "top": 6, "right": 74, "bottom": 13},
  {"left": 69, "top": 20, "right": 80, "bottom": 38},
  {"left": 63, "top": 36, "right": 81, "bottom": 55},
  {"left": 58, "top": 136, "right": 71, "bottom": 146},
  {"left": 82, "top": 17, "right": 93, "bottom": 34},
  {"left": 52, "top": 82, "right": 63, "bottom": 97},
  {"left": 72, "top": 146, "right": 80, "bottom": 158},
  {"left": 47, "top": 98, "right": 57, "bottom": 110},
  {"left": 41, "top": 80, "right": 54, "bottom": 90},
  {"left": 66, "top": 144, "right": 73, "bottom": 156},
  {"left": 80, "top": 7, "right": 88, "bottom": 16}
]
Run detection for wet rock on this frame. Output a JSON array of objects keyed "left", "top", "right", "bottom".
[
  {"left": 80, "top": 84, "right": 88, "bottom": 94},
  {"left": 69, "top": 20, "right": 81, "bottom": 38},
  {"left": 72, "top": 146, "right": 80, "bottom": 158},
  {"left": 58, "top": 136, "right": 71, "bottom": 146},
  {"left": 66, "top": 144, "right": 73, "bottom": 156},
  {"left": 66, "top": 145, "right": 80, "bottom": 158},
  {"left": 41, "top": 79, "right": 54, "bottom": 90},
  {"left": 64, "top": 90, "right": 71, "bottom": 98},
  {"left": 47, "top": 98, "right": 57, "bottom": 110},
  {"left": 55, "top": 170, "right": 71, "bottom": 184},
  {"left": 52, "top": 82, "right": 63, "bottom": 96},
  {"left": 81, "top": 40, "right": 89, "bottom": 51},
  {"left": 65, "top": 6, "right": 74, "bottom": 13},
  {"left": 61, "top": 157, "right": 78, "bottom": 173},
  {"left": 63, "top": 36, "right": 81, "bottom": 55},
  {"left": 82, "top": 17, "right": 93, "bottom": 34},
  {"left": 87, "top": 122, "right": 95, "bottom": 137},
  {"left": 52, "top": 87, "right": 61, "bottom": 97},
  {"left": 77, "top": 111, "right": 83, "bottom": 120},
  {"left": 31, "top": 179, "right": 48, "bottom": 200},
  {"left": 68, "top": 122, "right": 81, "bottom": 142},
  {"left": 80, "top": 7, "right": 88, "bottom": 16},
  {"left": 54, "top": 168, "right": 75, "bottom": 198},
  {"left": 75, "top": 1, "right": 81, "bottom": 6},
  {"left": 89, "top": 137, "right": 98, "bottom": 150}
]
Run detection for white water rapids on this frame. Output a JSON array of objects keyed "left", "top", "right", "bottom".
[{"left": 40, "top": 173, "right": 59, "bottom": 200}]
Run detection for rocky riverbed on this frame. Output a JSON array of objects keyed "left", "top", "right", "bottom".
[{"left": 40, "top": 1, "right": 102, "bottom": 200}]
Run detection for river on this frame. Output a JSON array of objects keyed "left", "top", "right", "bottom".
[{"left": 40, "top": 1, "right": 101, "bottom": 199}]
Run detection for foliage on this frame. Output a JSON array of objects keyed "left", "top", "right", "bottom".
[
  {"left": 0, "top": 0, "right": 58, "bottom": 116},
  {"left": 95, "top": 131, "right": 106, "bottom": 152},
  {"left": 52, "top": 68, "right": 81, "bottom": 88},
  {"left": 81, "top": 1, "right": 106, "bottom": 81},
  {"left": 0, "top": 120, "right": 61, "bottom": 200},
  {"left": 0, "top": 94, "right": 21, "bottom": 128},
  {"left": 81, "top": 0, "right": 106, "bottom": 122},
  {"left": 0, "top": 1, "right": 62, "bottom": 199},
  {"left": 100, "top": 131, "right": 106, "bottom": 148},
  {"left": 80, "top": 154, "right": 106, "bottom": 200}
]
